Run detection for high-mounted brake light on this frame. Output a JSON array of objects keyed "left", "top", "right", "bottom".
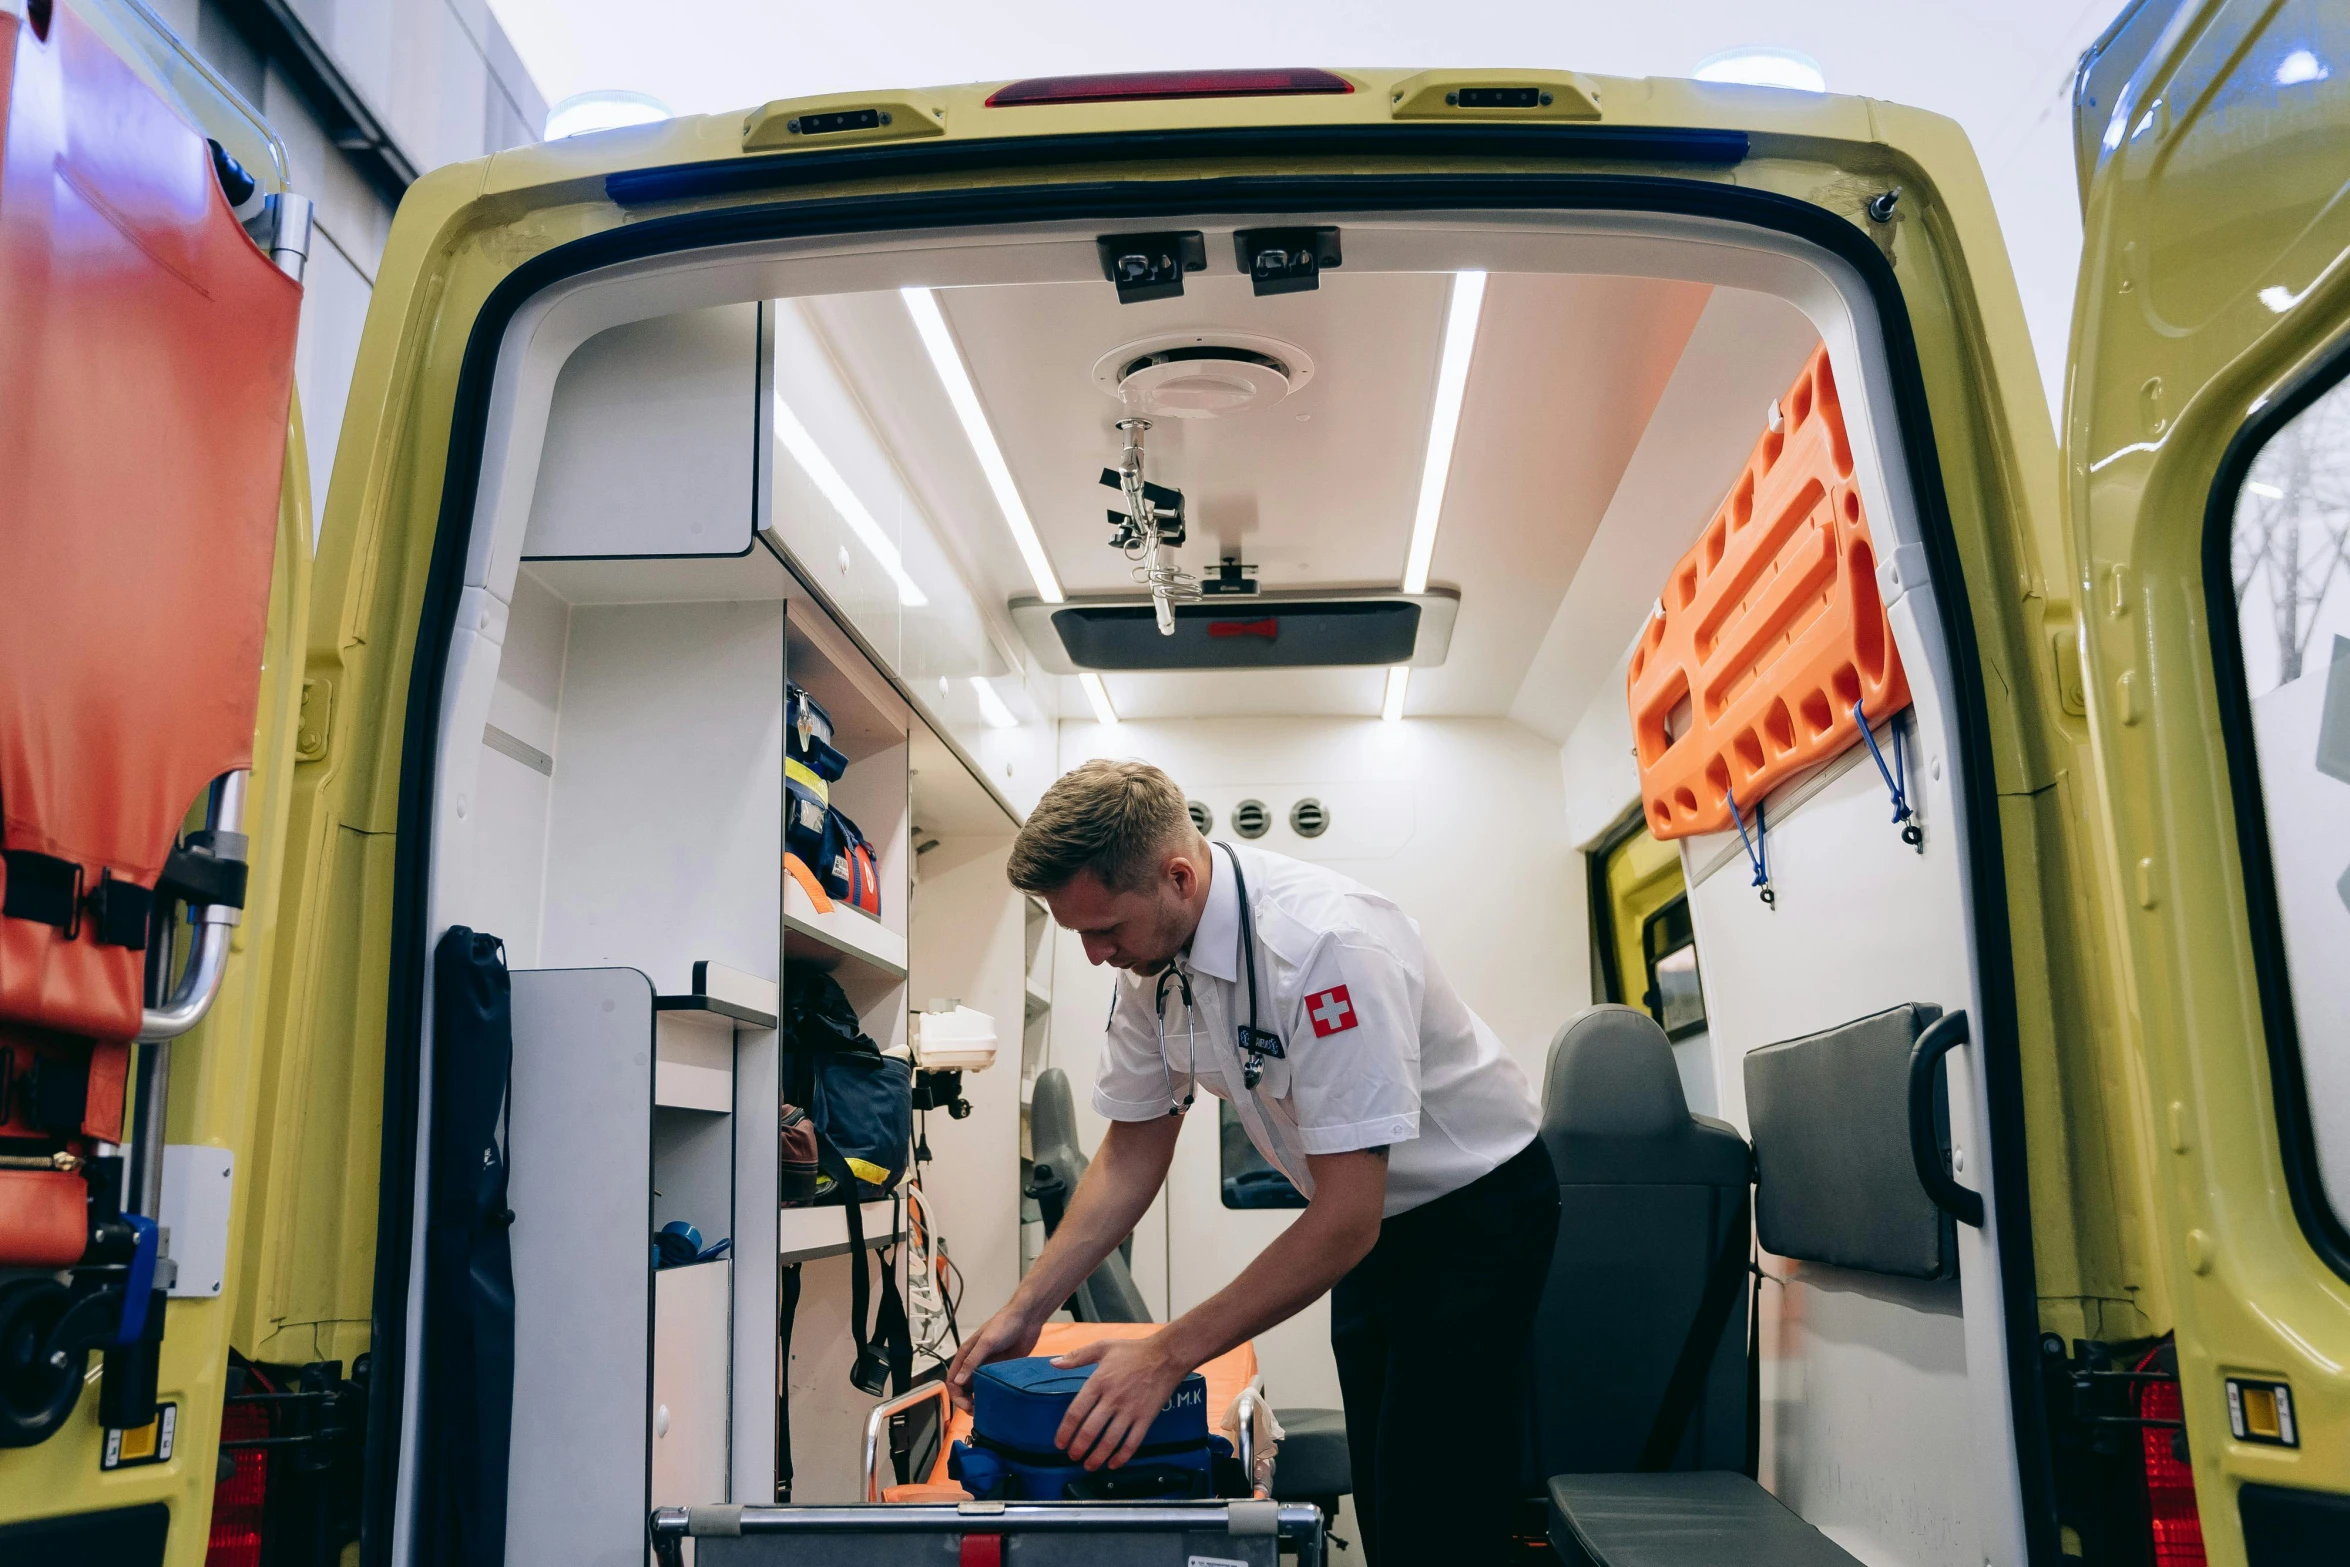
[{"left": 987, "top": 69, "right": 1354, "bottom": 108}]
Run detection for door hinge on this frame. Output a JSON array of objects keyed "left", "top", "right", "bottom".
[{"left": 295, "top": 678, "right": 333, "bottom": 762}]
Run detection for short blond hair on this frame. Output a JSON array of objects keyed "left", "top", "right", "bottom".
[{"left": 1009, "top": 759, "right": 1194, "bottom": 893}]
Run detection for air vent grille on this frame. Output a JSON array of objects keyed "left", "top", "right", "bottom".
[
  {"left": 1187, "top": 801, "right": 1212, "bottom": 834},
  {"left": 1290, "top": 799, "right": 1328, "bottom": 838},
  {"left": 1231, "top": 800, "right": 1270, "bottom": 839}
]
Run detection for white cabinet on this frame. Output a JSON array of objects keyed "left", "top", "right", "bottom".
[{"left": 653, "top": 1262, "right": 734, "bottom": 1512}]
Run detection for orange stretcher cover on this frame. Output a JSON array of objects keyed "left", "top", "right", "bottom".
[
  {"left": 1626, "top": 343, "right": 1909, "bottom": 841},
  {"left": 884, "top": 1323, "right": 1262, "bottom": 1499},
  {"left": 0, "top": 4, "right": 299, "bottom": 1047}
]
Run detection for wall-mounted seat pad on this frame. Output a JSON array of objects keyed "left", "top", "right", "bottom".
[
  {"left": 0, "top": 6, "right": 299, "bottom": 1044},
  {"left": 1531, "top": 1007, "right": 1751, "bottom": 1481},
  {"left": 1547, "top": 1472, "right": 1864, "bottom": 1567},
  {"left": 1743, "top": 1003, "right": 1952, "bottom": 1279}
]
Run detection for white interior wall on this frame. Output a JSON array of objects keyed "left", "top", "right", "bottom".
[
  {"left": 472, "top": 567, "right": 570, "bottom": 964},
  {"left": 1045, "top": 713, "right": 1579, "bottom": 1411},
  {"left": 908, "top": 836, "right": 1028, "bottom": 1330}
]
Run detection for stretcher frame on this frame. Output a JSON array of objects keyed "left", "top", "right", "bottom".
[{"left": 649, "top": 1498, "right": 1324, "bottom": 1567}]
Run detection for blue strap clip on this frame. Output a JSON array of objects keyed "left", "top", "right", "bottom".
[
  {"left": 1723, "top": 787, "right": 1773, "bottom": 908},
  {"left": 1853, "top": 700, "right": 1924, "bottom": 853}
]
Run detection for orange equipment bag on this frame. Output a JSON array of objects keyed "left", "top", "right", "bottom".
[
  {"left": 1626, "top": 343, "right": 1909, "bottom": 841},
  {"left": 0, "top": 3, "right": 301, "bottom": 1263}
]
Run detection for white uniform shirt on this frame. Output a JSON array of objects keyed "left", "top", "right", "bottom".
[{"left": 1092, "top": 843, "right": 1540, "bottom": 1218}]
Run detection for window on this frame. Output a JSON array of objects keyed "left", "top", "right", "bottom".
[
  {"left": 1642, "top": 894, "right": 1709, "bottom": 1041},
  {"left": 1219, "top": 1101, "right": 1306, "bottom": 1209},
  {"left": 2216, "top": 365, "right": 2350, "bottom": 1235}
]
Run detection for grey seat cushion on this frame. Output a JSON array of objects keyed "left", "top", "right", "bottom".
[
  {"left": 1548, "top": 1473, "right": 1862, "bottom": 1567},
  {"left": 1028, "top": 1068, "right": 1151, "bottom": 1322},
  {"left": 1269, "top": 1407, "right": 1350, "bottom": 1499}
]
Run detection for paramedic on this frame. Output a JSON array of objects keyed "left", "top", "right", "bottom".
[{"left": 948, "top": 760, "right": 1556, "bottom": 1567}]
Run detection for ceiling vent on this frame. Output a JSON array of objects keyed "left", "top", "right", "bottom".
[
  {"left": 1187, "top": 800, "right": 1212, "bottom": 834},
  {"left": 1094, "top": 331, "right": 1314, "bottom": 420},
  {"left": 1231, "top": 800, "right": 1270, "bottom": 839},
  {"left": 1289, "top": 798, "right": 1328, "bottom": 838}
]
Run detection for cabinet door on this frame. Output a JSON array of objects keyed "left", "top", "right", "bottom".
[{"left": 653, "top": 1260, "right": 734, "bottom": 1508}]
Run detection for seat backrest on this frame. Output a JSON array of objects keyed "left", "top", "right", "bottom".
[
  {"left": 1025, "top": 1068, "right": 1151, "bottom": 1323},
  {"left": 1527, "top": 1006, "right": 1752, "bottom": 1483}
]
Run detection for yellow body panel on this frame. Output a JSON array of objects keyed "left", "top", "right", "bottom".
[
  {"left": 18, "top": 49, "right": 2305, "bottom": 1557},
  {"left": 2067, "top": 0, "right": 2350, "bottom": 1552}
]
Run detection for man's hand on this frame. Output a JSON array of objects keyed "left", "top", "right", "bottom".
[
  {"left": 946, "top": 1305, "right": 1044, "bottom": 1412},
  {"left": 1050, "top": 1334, "right": 1189, "bottom": 1471}
]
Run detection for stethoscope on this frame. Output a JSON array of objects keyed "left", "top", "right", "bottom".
[{"left": 1156, "top": 843, "right": 1286, "bottom": 1114}]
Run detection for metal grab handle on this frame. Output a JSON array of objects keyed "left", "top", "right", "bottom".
[
  {"left": 140, "top": 770, "right": 248, "bottom": 1041},
  {"left": 861, "top": 1381, "right": 955, "bottom": 1501},
  {"left": 1233, "top": 1386, "right": 1267, "bottom": 1497},
  {"left": 1908, "top": 1010, "right": 1985, "bottom": 1228}
]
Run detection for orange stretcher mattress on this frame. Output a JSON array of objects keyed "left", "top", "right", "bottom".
[
  {"left": 884, "top": 1324, "right": 1261, "bottom": 1499},
  {"left": 1626, "top": 342, "right": 1909, "bottom": 840}
]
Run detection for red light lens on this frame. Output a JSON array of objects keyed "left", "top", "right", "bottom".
[
  {"left": 987, "top": 69, "right": 1354, "bottom": 108},
  {"left": 206, "top": 1401, "right": 272, "bottom": 1567},
  {"left": 2136, "top": 1348, "right": 2206, "bottom": 1567}
]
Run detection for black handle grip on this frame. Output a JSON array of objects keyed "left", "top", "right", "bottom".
[{"left": 1909, "top": 1010, "right": 1985, "bottom": 1228}]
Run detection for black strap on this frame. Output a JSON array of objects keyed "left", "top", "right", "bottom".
[
  {"left": 776, "top": 1262, "right": 801, "bottom": 1501},
  {"left": 1, "top": 849, "right": 82, "bottom": 936},
  {"left": 1742, "top": 1231, "right": 1762, "bottom": 1479},
  {"left": 1638, "top": 1187, "right": 1752, "bottom": 1472}
]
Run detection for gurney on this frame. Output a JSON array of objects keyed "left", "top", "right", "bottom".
[{"left": 650, "top": 1326, "right": 1320, "bottom": 1567}]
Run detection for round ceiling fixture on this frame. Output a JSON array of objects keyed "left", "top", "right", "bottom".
[
  {"left": 1093, "top": 331, "right": 1314, "bottom": 419},
  {"left": 1231, "top": 800, "right": 1270, "bottom": 839}
]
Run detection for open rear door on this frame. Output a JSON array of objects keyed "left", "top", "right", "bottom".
[
  {"left": 2069, "top": 0, "right": 2350, "bottom": 1557},
  {"left": 0, "top": 0, "right": 300, "bottom": 1454}
]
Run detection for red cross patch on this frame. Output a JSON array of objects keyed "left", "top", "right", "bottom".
[{"left": 1305, "top": 985, "right": 1358, "bottom": 1037}]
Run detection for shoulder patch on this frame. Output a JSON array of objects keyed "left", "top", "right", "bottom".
[{"left": 1305, "top": 984, "right": 1358, "bottom": 1037}]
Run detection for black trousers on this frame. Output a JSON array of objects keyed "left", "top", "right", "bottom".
[{"left": 1330, "top": 1137, "right": 1558, "bottom": 1567}]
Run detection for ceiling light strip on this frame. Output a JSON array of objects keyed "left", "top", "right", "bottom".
[
  {"left": 1401, "top": 271, "right": 1486, "bottom": 597},
  {"left": 903, "top": 286, "right": 1065, "bottom": 603},
  {"left": 770, "top": 393, "right": 929, "bottom": 607},
  {"left": 969, "top": 675, "right": 1020, "bottom": 729},
  {"left": 1079, "top": 672, "right": 1119, "bottom": 726},
  {"left": 1381, "top": 666, "right": 1410, "bottom": 722}
]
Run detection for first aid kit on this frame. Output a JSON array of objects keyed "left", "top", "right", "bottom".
[
  {"left": 949, "top": 1357, "right": 1233, "bottom": 1502},
  {"left": 785, "top": 684, "right": 848, "bottom": 870}
]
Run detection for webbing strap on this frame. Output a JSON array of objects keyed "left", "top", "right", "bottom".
[{"left": 1637, "top": 1187, "right": 1752, "bottom": 1471}]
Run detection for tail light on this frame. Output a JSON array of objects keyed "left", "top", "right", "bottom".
[
  {"left": 986, "top": 69, "right": 1354, "bottom": 108},
  {"left": 207, "top": 1396, "right": 271, "bottom": 1567},
  {"left": 2136, "top": 1345, "right": 2206, "bottom": 1566}
]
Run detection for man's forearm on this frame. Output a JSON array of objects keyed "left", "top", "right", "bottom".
[{"left": 1005, "top": 1119, "right": 1175, "bottom": 1323}]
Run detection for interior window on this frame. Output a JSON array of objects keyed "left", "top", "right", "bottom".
[
  {"left": 1642, "top": 893, "right": 1708, "bottom": 1041},
  {"left": 2220, "top": 368, "right": 2350, "bottom": 1224},
  {"left": 1220, "top": 1100, "right": 1306, "bottom": 1209}
]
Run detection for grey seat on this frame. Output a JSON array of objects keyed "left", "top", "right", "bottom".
[
  {"left": 1548, "top": 1473, "right": 1863, "bottom": 1567},
  {"left": 1025, "top": 1068, "right": 1152, "bottom": 1322},
  {"left": 1529, "top": 1006, "right": 1752, "bottom": 1481},
  {"left": 1530, "top": 1008, "right": 1863, "bottom": 1567}
]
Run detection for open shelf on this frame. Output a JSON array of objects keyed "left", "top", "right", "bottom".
[
  {"left": 778, "top": 1201, "right": 902, "bottom": 1264},
  {"left": 786, "top": 597, "right": 911, "bottom": 767},
  {"left": 784, "top": 875, "right": 909, "bottom": 977}
]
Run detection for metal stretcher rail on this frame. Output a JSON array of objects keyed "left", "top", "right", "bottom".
[{"left": 650, "top": 1500, "right": 1324, "bottom": 1567}]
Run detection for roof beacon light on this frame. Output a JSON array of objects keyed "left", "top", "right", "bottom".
[
  {"left": 1692, "top": 48, "right": 1827, "bottom": 93},
  {"left": 903, "top": 286, "right": 1065, "bottom": 603},
  {"left": 988, "top": 68, "right": 1354, "bottom": 108},
  {"left": 544, "top": 89, "right": 671, "bottom": 140},
  {"left": 1402, "top": 271, "right": 1486, "bottom": 596}
]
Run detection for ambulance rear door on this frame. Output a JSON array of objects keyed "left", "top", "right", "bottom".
[{"left": 2067, "top": 0, "right": 2350, "bottom": 1556}]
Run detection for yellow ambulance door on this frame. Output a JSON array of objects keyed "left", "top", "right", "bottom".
[{"left": 2069, "top": 0, "right": 2350, "bottom": 1557}]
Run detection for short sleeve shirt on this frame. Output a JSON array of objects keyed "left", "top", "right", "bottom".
[{"left": 1092, "top": 844, "right": 1539, "bottom": 1217}]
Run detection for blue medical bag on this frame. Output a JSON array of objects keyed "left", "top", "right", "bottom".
[{"left": 948, "top": 1356, "right": 1231, "bottom": 1501}]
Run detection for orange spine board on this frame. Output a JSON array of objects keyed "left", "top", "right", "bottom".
[{"left": 1626, "top": 343, "right": 1909, "bottom": 841}]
